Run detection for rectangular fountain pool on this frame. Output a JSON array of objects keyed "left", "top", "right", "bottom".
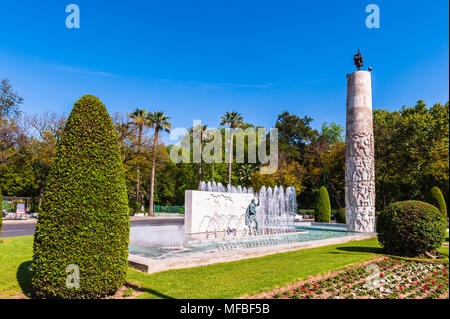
[
  {"left": 128, "top": 223, "right": 377, "bottom": 273},
  {"left": 129, "top": 223, "right": 367, "bottom": 260}
]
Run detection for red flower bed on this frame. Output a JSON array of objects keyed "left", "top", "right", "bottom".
[{"left": 252, "top": 258, "right": 449, "bottom": 299}]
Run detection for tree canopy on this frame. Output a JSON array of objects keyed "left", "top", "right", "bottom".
[{"left": 0, "top": 78, "right": 448, "bottom": 213}]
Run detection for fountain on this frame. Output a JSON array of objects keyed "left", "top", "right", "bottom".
[
  {"left": 128, "top": 55, "right": 381, "bottom": 273},
  {"left": 188, "top": 182, "right": 300, "bottom": 243},
  {"left": 129, "top": 181, "right": 376, "bottom": 274}
]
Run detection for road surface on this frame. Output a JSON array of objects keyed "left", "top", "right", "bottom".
[{"left": 0, "top": 217, "right": 184, "bottom": 238}]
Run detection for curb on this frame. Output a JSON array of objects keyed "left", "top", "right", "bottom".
[{"left": 2, "top": 219, "right": 38, "bottom": 224}]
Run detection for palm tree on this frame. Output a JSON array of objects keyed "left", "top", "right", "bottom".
[
  {"left": 128, "top": 108, "right": 148, "bottom": 208},
  {"left": 194, "top": 125, "right": 211, "bottom": 189},
  {"left": 146, "top": 111, "right": 172, "bottom": 216},
  {"left": 220, "top": 111, "right": 244, "bottom": 185}
]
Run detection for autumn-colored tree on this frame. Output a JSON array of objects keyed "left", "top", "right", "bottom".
[
  {"left": 302, "top": 122, "right": 344, "bottom": 208},
  {"left": 251, "top": 154, "right": 306, "bottom": 194},
  {"left": 26, "top": 112, "right": 66, "bottom": 208}
]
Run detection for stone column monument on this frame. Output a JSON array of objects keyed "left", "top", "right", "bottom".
[{"left": 345, "top": 50, "right": 376, "bottom": 232}]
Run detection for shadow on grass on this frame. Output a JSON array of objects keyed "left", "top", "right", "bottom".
[
  {"left": 15, "top": 264, "right": 174, "bottom": 299},
  {"left": 336, "top": 246, "right": 385, "bottom": 254},
  {"left": 16, "top": 260, "right": 33, "bottom": 297},
  {"left": 127, "top": 283, "right": 174, "bottom": 299}
]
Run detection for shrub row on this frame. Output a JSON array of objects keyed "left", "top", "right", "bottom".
[{"left": 335, "top": 208, "right": 346, "bottom": 224}]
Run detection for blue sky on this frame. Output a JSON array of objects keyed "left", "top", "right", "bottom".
[{"left": 0, "top": 0, "right": 448, "bottom": 144}]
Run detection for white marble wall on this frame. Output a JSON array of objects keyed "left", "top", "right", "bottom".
[{"left": 185, "top": 190, "right": 255, "bottom": 234}]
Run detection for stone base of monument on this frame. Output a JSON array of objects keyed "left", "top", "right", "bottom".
[{"left": 128, "top": 230, "right": 377, "bottom": 274}]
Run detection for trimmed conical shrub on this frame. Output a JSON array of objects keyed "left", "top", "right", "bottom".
[
  {"left": 314, "top": 186, "right": 331, "bottom": 223},
  {"left": 32, "top": 95, "right": 129, "bottom": 298},
  {"left": 426, "top": 187, "right": 447, "bottom": 222}
]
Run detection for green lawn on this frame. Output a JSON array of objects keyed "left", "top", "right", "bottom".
[
  {"left": 0, "top": 236, "right": 33, "bottom": 298},
  {"left": 1, "top": 235, "right": 448, "bottom": 299},
  {"left": 127, "top": 237, "right": 384, "bottom": 299}
]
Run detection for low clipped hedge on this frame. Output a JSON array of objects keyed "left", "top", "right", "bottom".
[
  {"left": 298, "top": 209, "right": 314, "bottom": 215},
  {"left": 314, "top": 186, "right": 331, "bottom": 223},
  {"left": 336, "top": 208, "right": 346, "bottom": 224},
  {"left": 426, "top": 186, "right": 447, "bottom": 222},
  {"left": 32, "top": 95, "right": 130, "bottom": 298},
  {"left": 376, "top": 200, "right": 446, "bottom": 256}
]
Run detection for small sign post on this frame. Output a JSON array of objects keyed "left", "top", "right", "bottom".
[{"left": 16, "top": 201, "right": 26, "bottom": 215}]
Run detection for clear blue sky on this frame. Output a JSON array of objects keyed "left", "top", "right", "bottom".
[{"left": 0, "top": 0, "right": 448, "bottom": 143}]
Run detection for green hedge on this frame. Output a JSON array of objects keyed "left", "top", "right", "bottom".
[
  {"left": 298, "top": 209, "right": 314, "bottom": 215},
  {"left": 314, "top": 186, "right": 331, "bottom": 223},
  {"left": 376, "top": 200, "right": 446, "bottom": 256},
  {"left": 32, "top": 95, "right": 130, "bottom": 298},
  {"left": 0, "top": 194, "right": 2, "bottom": 237},
  {"left": 154, "top": 205, "right": 184, "bottom": 214},
  {"left": 426, "top": 186, "right": 447, "bottom": 221},
  {"left": 336, "top": 208, "right": 346, "bottom": 224}
]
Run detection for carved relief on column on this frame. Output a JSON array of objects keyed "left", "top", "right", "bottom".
[{"left": 345, "top": 132, "right": 375, "bottom": 232}]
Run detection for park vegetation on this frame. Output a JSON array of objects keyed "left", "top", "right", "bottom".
[
  {"left": 0, "top": 193, "right": 2, "bottom": 235},
  {"left": 427, "top": 186, "right": 447, "bottom": 221},
  {"left": 376, "top": 201, "right": 446, "bottom": 256},
  {"left": 32, "top": 95, "right": 129, "bottom": 298},
  {"left": 314, "top": 186, "right": 331, "bottom": 223},
  {"left": 336, "top": 208, "right": 346, "bottom": 224},
  {"left": 0, "top": 78, "right": 449, "bottom": 214}
]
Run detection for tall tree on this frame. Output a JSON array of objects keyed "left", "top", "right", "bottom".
[
  {"left": 373, "top": 100, "right": 449, "bottom": 209},
  {"left": 26, "top": 112, "right": 66, "bottom": 208},
  {"left": 189, "top": 124, "right": 210, "bottom": 189},
  {"left": 128, "top": 108, "right": 148, "bottom": 207},
  {"left": 251, "top": 154, "right": 306, "bottom": 193},
  {"left": 303, "top": 122, "right": 344, "bottom": 208},
  {"left": 320, "top": 122, "right": 344, "bottom": 145},
  {"left": 220, "top": 111, "right": 244, "bottom": 185},
  {"left": 146, "top": 111, "right": 171, "bottom": 216},
  {"left": 275, "top": 111, "right": 317, "bottom": 164},
  {"left": 0, "top": 78, "right": 23, "bottom": 119},
  {"left": 0, "top": 79, "right": 27, "bottom": 166}
]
